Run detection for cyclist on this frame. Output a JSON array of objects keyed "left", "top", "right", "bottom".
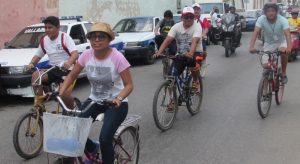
[
  {"left": 192, "top": 3, "right": 209, "bottom": 51},
  {"left": 26, "top": 16, "right": 78, "bottom": 108},
  {"left": 249, "top": 3, "right": 292, "bottom": 84},
  {"left": 154, "top": 6, "right": 202, "bottom": 90},
  {"left": 59, "top": 22, "right": 133, "bottom": 164},
  {"left": 229, "top": 6, "right": 242, "bottom": 47},
  {"left": 193, "top": 3, "right": 209, "bottom": 76},
  {"left": 154, "top": 10, "right": 177, "bottom": 56}
]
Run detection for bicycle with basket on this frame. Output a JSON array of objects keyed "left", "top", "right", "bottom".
[{"left": 43, "top": 95, "right": 140, "bottom": 164}]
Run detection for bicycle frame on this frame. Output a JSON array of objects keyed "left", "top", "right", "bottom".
[{"left": 260, "top": 51, "right": 280, "bottom": 92}]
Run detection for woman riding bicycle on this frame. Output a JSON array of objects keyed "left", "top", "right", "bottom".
[{"left": 59, "top": 22, "right": 133, "bottom": 164}]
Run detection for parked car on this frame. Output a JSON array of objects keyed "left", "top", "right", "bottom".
[
  {"left": 113, "top": 16, "right": 160, "bottom": 64},
  {"left": 0, "top": 16, "right": 124, "bottom": 97},
  {"left": 243, "top": 9, "right": 262, "bottom": 31}
]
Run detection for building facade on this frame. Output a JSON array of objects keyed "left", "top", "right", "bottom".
[
  {"left": 0, "top": 0, "right": 196, "bottom": 48},
  {"left": 0, "top": 0, "right": 59, "bottom": 48}
]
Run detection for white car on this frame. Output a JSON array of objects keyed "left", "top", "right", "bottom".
[
  {"left": 113, "top": 16, "right": 160, "bottom": 64},
  {"left": 0, "top": 16, "right": 124, "bottom": 97}
]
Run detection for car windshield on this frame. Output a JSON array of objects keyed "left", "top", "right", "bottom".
[
  {"left": 113, "top": 18, "right": 153, "bottom": 33},
  {"left": 5, "top": 26, "right": 67, "bottom": 49},
  {"left": 201, "top": 3, "right": 224, "bottom": 14}
]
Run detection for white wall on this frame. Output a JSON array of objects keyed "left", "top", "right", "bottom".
[{"left": 60, "top": 0, "right": 181, "bottom": 26}]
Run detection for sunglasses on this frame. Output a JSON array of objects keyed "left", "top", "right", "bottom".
[
  {"left": 88, "top": 32, "right": 109, "bottom": 41},
  {"left": 183, "top": 15, "right": 195, "bottom": 20}
]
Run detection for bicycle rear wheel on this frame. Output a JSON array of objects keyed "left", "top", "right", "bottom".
[
  {"left": 114, "top": 127, "right": 139, "bottom": 164},
  {"left": 186, "top": 76, "right": 203, "bottom": 115},
  {"left": 152, "top": 81, "right": 178, "bottom": 131},
  {"left": 275, "top": 68, "right": 284, "bottom": 105},
  {"left": 13, "top": 111, "right": 43, "bottom": 159},
  {"left": 257, "top": 77, "right": 272, "bottom": 118}
]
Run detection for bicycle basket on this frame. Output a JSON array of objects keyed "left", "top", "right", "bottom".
[{"left": 43, "top": 113, "right": 93, "bottom": 157}]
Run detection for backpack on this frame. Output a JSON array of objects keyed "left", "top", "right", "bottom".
[{"left": 39, "top": 33, "right": 71, "bottom": 56}]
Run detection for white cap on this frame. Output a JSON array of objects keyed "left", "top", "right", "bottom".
[
  {"left": 192, "top": 3, "right": 201, "bottom": 9},
  {"left": 182, "top": 6, "right": 195, "bottom": 15}
]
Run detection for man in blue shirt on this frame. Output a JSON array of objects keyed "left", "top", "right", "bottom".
[{"left": 249, "top": 3, "right": 292, "bottom": 83}]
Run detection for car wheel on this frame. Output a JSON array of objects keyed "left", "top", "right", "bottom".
[{"left": 145, "top": 44, "right": 155, "bottom": 65}]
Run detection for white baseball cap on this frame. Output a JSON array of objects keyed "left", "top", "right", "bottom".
[
  {"left": 182, "top": 6, "right": 195, "bottom": 15},
  {"left": 192, "top": 3, "right": 201, "bottom": 9}
]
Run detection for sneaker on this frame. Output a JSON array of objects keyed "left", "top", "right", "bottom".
[
  {"left": 84, "top": 141, "right": 100, "bottom": 164},
  {"left": 282, "top": 75, "right": 288, "bottom": 84}
]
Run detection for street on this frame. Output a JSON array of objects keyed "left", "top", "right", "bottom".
[{"left": 1, "top": 32, "right": 300, "bottom": 164}]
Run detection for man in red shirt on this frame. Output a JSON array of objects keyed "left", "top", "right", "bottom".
[{"left": 192, "top": 3, "right": 209, "bottom": 51}]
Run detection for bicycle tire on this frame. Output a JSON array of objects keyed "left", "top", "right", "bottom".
[
  {"left": 186, "top": 76, "right": 203, "bottom": 115},
  {"left": 13, "top": 111, "right": 43, "bottom": 159},
  {"left": 152, "top": 80, "right": 178, "bottom": 131},
  {"left": 114, "top": 126, "right": 139, "bottom": 164},
  {"left": 162, "top": 57, "right": 169, "bottom": 79},
  {"left": 257, "top": 77, "right": 272, "bottom": 118},
  {"left": 275, "top": 68, "right": 284, "bottom": 105}
]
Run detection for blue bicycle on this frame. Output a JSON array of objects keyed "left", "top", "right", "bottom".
[{"left": 153, "top": 54, "right": 204, "bottom": 131}]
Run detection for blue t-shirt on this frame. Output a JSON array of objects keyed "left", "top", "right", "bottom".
[{"left": 255, "top": 15, "right": 289, "bottom": 44}]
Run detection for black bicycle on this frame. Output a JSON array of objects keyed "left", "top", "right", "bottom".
[{"left": 153, "top": 54, "right": 204, "bottom": 131}]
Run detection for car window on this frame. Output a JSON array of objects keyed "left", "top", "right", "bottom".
[
  {"left": 155, "top": 18, "right": 159, "bottom": 26},
  {"left": 69, "top": 24, "right": 87, "bottom": 44},
  {"left": 113, "top": 20, "right": 127, "bottom": 33},
  {"left": 114, "top": 18, "right": 153, "bottom": 33},
  {"left": 5, "top": 25, "right": 68, "bottom": 49},
  {"left": 173, "top": 15, "right": 181, "bottom": 24}
]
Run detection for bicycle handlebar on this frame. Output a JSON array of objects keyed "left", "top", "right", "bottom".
[{"left": 55, "top": 95, "right": 115, "bottom": 114}]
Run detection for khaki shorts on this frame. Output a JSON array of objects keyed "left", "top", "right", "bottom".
[{"left": 261, "top": 41, "right": 287, "bottom": 64}]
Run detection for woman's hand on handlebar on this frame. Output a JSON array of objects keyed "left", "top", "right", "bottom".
[{"left": 112, "top": 98, "right": 121, "bottom": 107}]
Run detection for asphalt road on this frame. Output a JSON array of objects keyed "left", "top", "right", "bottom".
[{"left": 1, "top": 32, "right": 300, "bottom": 164}]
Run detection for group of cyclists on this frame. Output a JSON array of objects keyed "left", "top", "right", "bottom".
[{"left": 19, "top": 2, "right": 294, "bottom": 164}]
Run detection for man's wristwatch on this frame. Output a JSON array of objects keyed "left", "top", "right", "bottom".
[{"left": 116, "top": 96, "right": 123, "bottom": 101}]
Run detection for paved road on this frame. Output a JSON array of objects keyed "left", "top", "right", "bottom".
[{"left": 1, "top": 32, "right": 300, "bottom": 164}]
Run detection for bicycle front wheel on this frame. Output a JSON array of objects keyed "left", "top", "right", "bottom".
[
  {"left": 114, "top": 127, "right": 139, "bottom": 164},
  {"left": 13, "top": 111, "right": 43, "bottom": 159},
  {"left": 257, "top": 77, "right": 272, "bottom": 118},
  {"left": 152, "top": 81, "right": 178, "bottom": 131},
  {"left": 162, "top": 57, "right": 170, "bottom": 79},
  {"left": 186, "top": 76, "right": 203, "bottom": 115},
  {"left": 275, "top": 68, "right": 284, "bottom": 105}
]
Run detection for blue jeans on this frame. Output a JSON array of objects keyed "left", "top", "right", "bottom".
[{"left": 79, "top": 98, "right": 128, "bottom": 164}]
